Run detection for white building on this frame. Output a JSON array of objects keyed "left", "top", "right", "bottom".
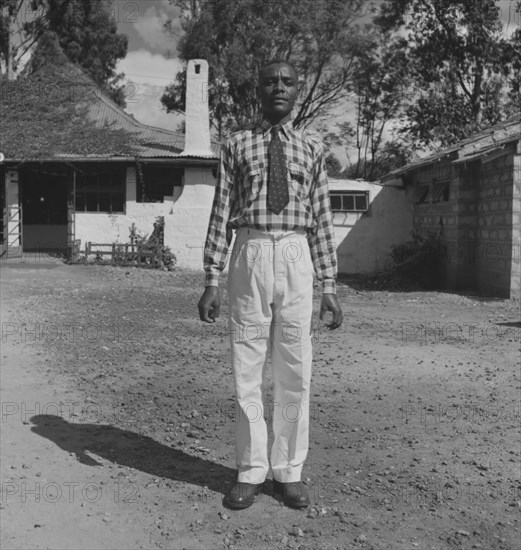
[
  {"left": 328, "top": 178, "right": 412, "bottom": 274},
  {"left": 1, "top": 58, "right": 218, "bottom": 269}
]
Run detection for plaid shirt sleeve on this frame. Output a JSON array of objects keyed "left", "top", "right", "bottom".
[
  {"left": 307, "top": 139, "right": 337, "bottom": 294},
  {"left": 203, "top": 138, "right": 236, "bottom": 287}
]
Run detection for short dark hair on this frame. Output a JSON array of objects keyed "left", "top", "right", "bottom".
[{"left": 259, "top": 58, "right": 298, "bottom": 78}]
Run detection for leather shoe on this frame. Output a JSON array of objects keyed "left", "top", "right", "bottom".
[
  {"left": 273, "top": 481, "right": 310, "bottom": 508},
  {"left": 223, "top": 482, "right": 263, "bottom": 509}
]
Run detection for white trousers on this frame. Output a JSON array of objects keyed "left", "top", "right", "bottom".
[{"left": 227, "top": 227, "right": 314, "bottom": 483}]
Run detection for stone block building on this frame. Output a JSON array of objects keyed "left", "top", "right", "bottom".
[{"left": 382, "top": 116, "right": 520, "bottom": 299}]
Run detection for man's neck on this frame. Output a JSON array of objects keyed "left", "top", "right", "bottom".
[{"left": 264, "top": 113, "right": 292, "bottom": 126}]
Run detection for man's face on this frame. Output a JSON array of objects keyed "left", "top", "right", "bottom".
[{"left": 258, "top": 63, "right": 298, "bottom": 123}]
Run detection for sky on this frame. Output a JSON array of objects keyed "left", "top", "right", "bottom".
[
  {"left": 7, "top": 0, "right": 182, "bottom": 132},
  {"left": 114, "top": 0, "right": 185, "bottom": 131},
  {"left": 8, "top": 0, "right": 518, "bottom": 139},
  {"left": 114, "top": 0, "right": 520, "bottom": 158}
]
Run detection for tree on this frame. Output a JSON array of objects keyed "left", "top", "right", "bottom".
[
  {"left": 319, "top": 120, "right": 413, "bottom": 181},
  {"left": 502, "top": 2, "right": 521, "bottom": 116},
  {"left": 348, "top": 28, "right": 410, "bottom": 180},
  {"left": 316, "top": 23, "right": 411, "bottom": 182},
  {"left": 374, "top": 0, "right": 520, "bottom": 148},
  {"left": 0, "top": 0, "right": 30, "bottom": 78},
  {"left": 0, "top": 31, "right": 135, "bottom": 160},
  {"left": 161, "top": 0, "right": 368, "bottom": 137},
  {"left": 342, "top": 139, "right": 414, "bottom": 181},
  {"left": 0, "top": 0, "right": 128, "bottom": 106},
  {"left": 325, "top": 152, "right": 342, "bottom": 178}
]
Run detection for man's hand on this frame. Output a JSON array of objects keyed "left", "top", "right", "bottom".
[
  {"left": 198, "top": 286, "right": 221, "bottom": 323},
  {"left": 319, "top": 293, "right": 343, "bottom": 329}
]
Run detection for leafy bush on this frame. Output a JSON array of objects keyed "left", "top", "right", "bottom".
[{"left": 387, "top": 232, "right": 445, "bottom": 289}]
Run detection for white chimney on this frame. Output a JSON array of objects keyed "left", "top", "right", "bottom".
[{"left": 182, "top": 59, "right": 213, "bottom": 157}]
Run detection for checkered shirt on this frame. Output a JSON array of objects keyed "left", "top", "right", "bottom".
[{"left": 203, "top": 118, "right": 337, "bottom": 294}]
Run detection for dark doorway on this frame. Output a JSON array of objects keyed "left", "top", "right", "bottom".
[
  {"left": 0, "top": 167, "right": 5, "bottom": 249},
  {"left": 20, "top": 165, "right": 69, "bottom": 253}
]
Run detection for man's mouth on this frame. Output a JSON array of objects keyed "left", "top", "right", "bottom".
[{"left": 272, "top": 96, "right": 287, "bottom": 102}]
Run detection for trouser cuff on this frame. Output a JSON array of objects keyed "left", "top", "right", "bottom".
[
  {"left": 237, "top": 467, "right": 268, "bottom": 484},
  {"left": 271, "top": 465, "right": 303, "bottom": 483}
]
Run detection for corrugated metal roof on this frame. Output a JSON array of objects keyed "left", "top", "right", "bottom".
[
  {"left": 328, "top": 178, "right": 382, "bottom": 191},
  {"left": 452, "top": 144, "right": 506, "bottom": 164},
  {"left": 383, "top": 115, "right": 521, "bottom": 179},
  {"left": 84, "top": 89, "right": 219, "bottom": 159},
  {"left": 0, "top": 58, "right": 219, "bottom": 161},
  {"left": 86, "top": 91, "right": 185, "bottom": 156}
]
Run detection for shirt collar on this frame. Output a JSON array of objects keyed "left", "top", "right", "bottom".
[{"left": 256, "top": 118, "right": 293, "bottom": 140}]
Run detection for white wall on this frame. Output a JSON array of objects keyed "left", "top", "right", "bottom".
[
  {"left": 330, "top": 179, "right": 413, "bottom": 273},
  {"left": 75, "top": 165, "right": 216, "bottom": 269},
  {"left": 75, "top": 172, "right": 412, "bottom": 274},
  {"left": 164, "top": 165, "right": 216, "bottom": 268}
]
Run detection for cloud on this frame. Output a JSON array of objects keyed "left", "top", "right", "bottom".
[
  {"left": 116, "top": 49, "right": 184, "bottom": 131},
  {"left": 117, "top": 48, "right": 184, "bottom": 84},
  {"left": 132, "top": 0, "right": 183, "bottom": 53}
]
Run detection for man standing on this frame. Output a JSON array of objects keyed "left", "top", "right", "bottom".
[{"left": 198, "top": 59, "right": 343, "bottom": 509}]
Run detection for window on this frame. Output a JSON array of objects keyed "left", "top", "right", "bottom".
[
  {"left": 75, "top": 164, "right": 125, "bottom": 213},
  {"left": 431, "top": 179, "right": 450, "bottom": 202},
  {"left": 414, "top": 179, "right": 450, "bottom": 204},
  {"left": 136, "top": 165, "right": 184, "bottom": 203},
  {"left": 329, "top": 191, "right": 369, "bottom": 212}
]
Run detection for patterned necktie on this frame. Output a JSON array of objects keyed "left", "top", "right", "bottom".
[{"left": 267, "top": 125, "right": 289, "bottom": 214}]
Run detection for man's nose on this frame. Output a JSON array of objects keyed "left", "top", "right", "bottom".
[{"left": 273, "top": 77, "right": 285, "bottom": 92}]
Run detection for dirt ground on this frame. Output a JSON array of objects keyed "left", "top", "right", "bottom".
[{"left": 1, "top": 257, "right": 520, "bottom": 550}]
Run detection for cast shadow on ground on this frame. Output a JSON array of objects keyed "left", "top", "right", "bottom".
[
  {"left": 29, "top": 414, "right": 241, "bottom": 497},
  {"left": 338, "top": 273, "right": 517, "bottom": 301}
]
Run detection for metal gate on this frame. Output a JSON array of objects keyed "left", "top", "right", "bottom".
[
  {"left": 2, "top": 203, "right": 23, "bottom": 258},
  {"left": 67, "top": 172, "right": 78, "bottom": 261}
]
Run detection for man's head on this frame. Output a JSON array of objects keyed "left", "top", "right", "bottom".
[{"left": 258, "top": 59, "right": 298, "bottom": 125}]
